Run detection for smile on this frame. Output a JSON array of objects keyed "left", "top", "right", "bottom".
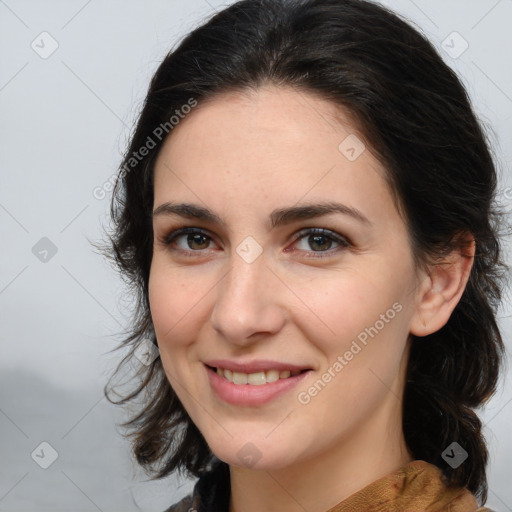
[
  {"left": 214, "top": 367, "right": 304, "bottom": 385},
  {"left": 204, "top": 362, "right": 313, "bottom": 406}
]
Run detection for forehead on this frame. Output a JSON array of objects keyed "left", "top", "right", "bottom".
[{"left": 152, "top": 85, "right": 398, "bottom": 231}]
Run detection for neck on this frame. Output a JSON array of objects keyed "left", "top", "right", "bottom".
[{"left": 228, "top": 393, "right": 412, "bottom": 512}]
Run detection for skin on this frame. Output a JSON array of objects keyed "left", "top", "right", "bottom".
[{"left": 148, "top": 85, "right": 474, "bottom": 512}]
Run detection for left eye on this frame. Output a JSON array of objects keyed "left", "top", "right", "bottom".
[
  {"left": 161, "top": 227, "right": 350, "bottom": 257},
  {"left": 288, "top": 228, "right": 351, "bottom": 258}
]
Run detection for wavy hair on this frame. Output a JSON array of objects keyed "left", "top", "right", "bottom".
[{"left": 103, "top": 0, "right": 509, "bottom": 504}]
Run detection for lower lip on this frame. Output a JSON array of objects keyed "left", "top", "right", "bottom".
[{"left": 206, "top": 365, "right": 312, "bottom": 406}]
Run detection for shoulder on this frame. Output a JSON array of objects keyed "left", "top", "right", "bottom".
[
  {"left": 163, "top": 493, "right": 196, "bottom": 512},
  {"left": 162, "top": 458, "right": 230, "bottom": 512}
]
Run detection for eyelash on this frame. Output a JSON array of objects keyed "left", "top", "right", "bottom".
[{"left": 159, "top": 227, "right": 351, "bottom": 259}]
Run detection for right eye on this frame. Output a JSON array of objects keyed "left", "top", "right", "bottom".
[{"left": 160, "top": 227, "right": 218, "bottom": 256}]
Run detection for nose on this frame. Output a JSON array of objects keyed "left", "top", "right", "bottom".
[{"left": 210, "top": 249, "right": 286, "bottom": 347}]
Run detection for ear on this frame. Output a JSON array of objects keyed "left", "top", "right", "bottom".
[{"left": 410, "top": 233, "right": 475, "bottom": 337}]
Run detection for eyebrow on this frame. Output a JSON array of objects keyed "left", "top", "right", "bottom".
[{"left": 153, "top": 201, "right": 372, "bottom": 229}]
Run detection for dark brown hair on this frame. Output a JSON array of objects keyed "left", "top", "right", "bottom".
[{"left": 103, "top": 0, "right": 509, "bottom": 504}]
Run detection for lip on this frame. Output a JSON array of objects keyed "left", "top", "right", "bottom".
[
  {"left": 205, "top": 363, "right": 313, "bottom": 406},
  {"left": 203, "top": 359, "right": 311, "bottom": 373}
]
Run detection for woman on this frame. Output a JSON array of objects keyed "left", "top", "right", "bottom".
[{"left": 104, "top": 0, "right": 509, "bottom": 510}]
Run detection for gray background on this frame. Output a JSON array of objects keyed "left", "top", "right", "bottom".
[{"left": 1, "top": 0, "right": 511, "bottom": 510}]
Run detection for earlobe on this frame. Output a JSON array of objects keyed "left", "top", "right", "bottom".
[{"left": 410, "top": 235, "right": 475, "bottom": 337}]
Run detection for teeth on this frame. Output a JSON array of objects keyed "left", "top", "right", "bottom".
[
  {"left": 233, "top": 372, "right": 248, "bottom": 385},
  {"left": 247, "top": 371, "right": 266, "bottom": 386},
  {"left": 266, "top": 370, "right": 280, "bottom": 383},
  {"left": 215, "top": 367, "right": 303, "bottom": 385}
]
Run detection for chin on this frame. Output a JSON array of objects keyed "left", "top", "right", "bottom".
[{"left": 208, "top": 438, "right": 299, "bottom": 471}]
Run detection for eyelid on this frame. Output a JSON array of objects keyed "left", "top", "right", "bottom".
[
  {"left": 291, "top": 227, "right": 351, "bottom": 247},
  {"left": 159, "top": 226, "right": 217, "bottom": 247}
]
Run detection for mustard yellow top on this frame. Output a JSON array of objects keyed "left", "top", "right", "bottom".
[{"left": 327, "top": 460, "right": 490, "bottom": 512}]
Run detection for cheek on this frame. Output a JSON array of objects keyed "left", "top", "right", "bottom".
[
  {"left": 148, "top": 275, "right": 175, "bottom": 337},
  {"left": 291, "top": 271, "right": 411, "bottom": 419},
  {"left": 148, "top": 264, "right": 197, "bottom": 349},
  {"left": 289, "top": 263, "right": 410, "bottom": 354}
]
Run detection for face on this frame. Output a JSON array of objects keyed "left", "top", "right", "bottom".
[{"left": 149, "top": 85, "right": 425, "bottom": 471}]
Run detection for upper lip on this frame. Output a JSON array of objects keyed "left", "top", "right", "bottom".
[{"left": 204, "top": 359, "right": 312, "bottom": 373}]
